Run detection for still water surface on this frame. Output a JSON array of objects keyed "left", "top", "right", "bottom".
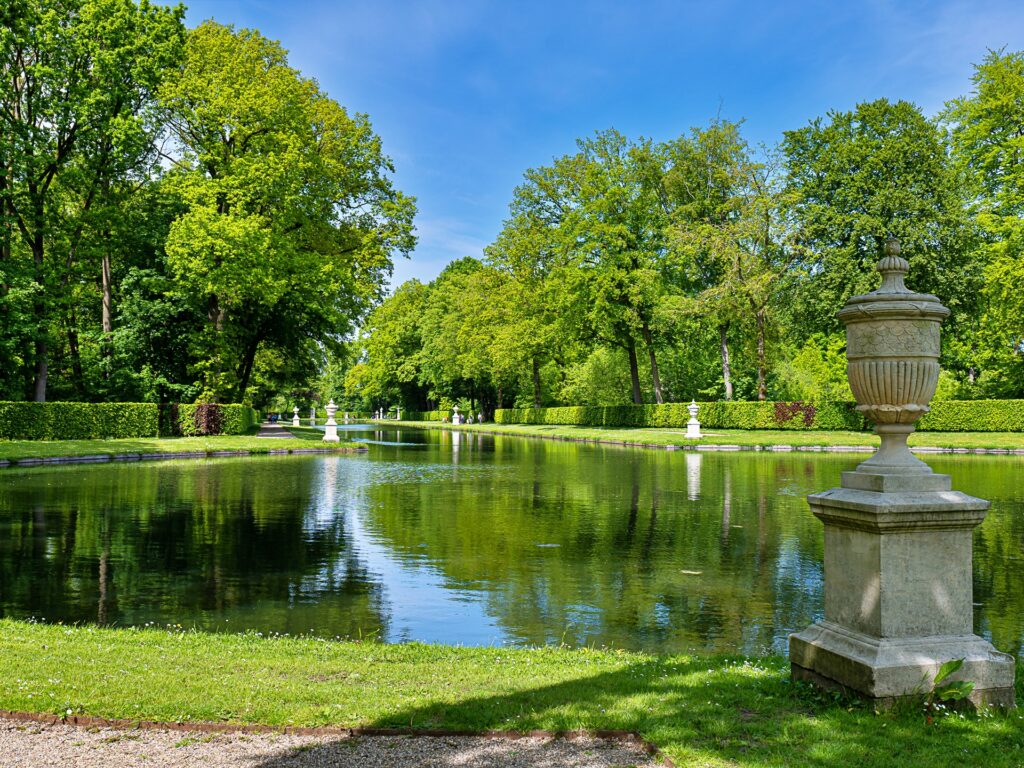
[{"left": 0, "top": 425, "right": 1021, "bottom": 656}]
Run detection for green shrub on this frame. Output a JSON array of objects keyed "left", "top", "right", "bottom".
[
  {"left": 0, "top": 402, "right": 159, "bottom": 440},
  {"left": 173, "top": 403, "right": 259, "bottom": 436}
]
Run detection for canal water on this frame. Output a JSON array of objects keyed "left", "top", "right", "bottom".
[{"left": 0, "top": 424, "right": 1021, "bottom": 656}]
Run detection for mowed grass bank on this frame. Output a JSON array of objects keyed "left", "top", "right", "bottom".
[
  {"left": 0, "top": 428, "right": 360, "bottom": 463},
  {"left": 1, "top": 621, "right": 1021, "bottom": 767},
  {"left": 394, "top": 421, "right": 1024, "bottom": 451}
]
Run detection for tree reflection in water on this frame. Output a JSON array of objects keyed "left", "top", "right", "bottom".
[{"left": 0, "top": 432, "right": 1021, "bottom": 657}]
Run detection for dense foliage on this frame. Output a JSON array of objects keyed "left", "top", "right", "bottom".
[
  {"left": 0, "top": 2, "right": 414, "bottom": 408},
  {"left": 346, "top": 51, "right": 1024, "bottom": 415},
  {"left": 2, "top": 3, "right": 1020, "bottom": 414}
]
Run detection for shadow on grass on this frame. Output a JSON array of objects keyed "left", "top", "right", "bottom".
[{"left": 253, "top": 657, "right": 1023, "bottom": 768}]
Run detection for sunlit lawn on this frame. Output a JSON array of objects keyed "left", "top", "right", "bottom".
[
  {"left": 0, "top": 428, "right": 359, "bottom": 462},
  {"left": 1, "top": 620, "right": 1021, "bottom": 767}
]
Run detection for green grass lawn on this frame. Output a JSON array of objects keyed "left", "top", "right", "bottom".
[
  {"left": 0, "top": 620, "right": 1020, "bottom": 767},
  {"left": 393, "top": 421, "right": 1024, "bottom": 451},
  {"left": 283, "top": 425, "right": 332, "bottom": 440},
  {"left": 0, "top": 429, "right": 360, "bottom": 463}
]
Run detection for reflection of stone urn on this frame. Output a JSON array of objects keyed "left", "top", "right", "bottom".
[{"left": 837, "top": 238, "right": 949, "bottom": 473}]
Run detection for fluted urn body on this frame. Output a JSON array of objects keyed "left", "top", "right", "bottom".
[{"left": 837, "top": 239, "right": 949, "bottom": 472}]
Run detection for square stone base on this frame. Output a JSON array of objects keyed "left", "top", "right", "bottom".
[{"left": 790, "top": 621, "right": 1016, "bottom": 708}]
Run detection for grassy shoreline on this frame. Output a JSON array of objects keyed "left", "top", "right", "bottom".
[
  {"left": 0, "top": 429, "right": 361, "bottom": 463},
  {"left": 0, "top": 620, "right": 1020, "bottom": 767},
  {"left": 390, "top": 421, "right": 1024, "bottom": 451}
]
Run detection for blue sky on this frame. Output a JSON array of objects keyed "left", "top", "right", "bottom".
[{"left": 183, "top": 1, "right": 1023, "bottom": 289}]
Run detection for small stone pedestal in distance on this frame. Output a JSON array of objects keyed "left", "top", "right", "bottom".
[
  {"left": 292, "top": 406, "right": 300, "bottom": 427},
  {"left": 686, "top": 400, "right": 701, "bottom": 439},
  {"left": 789, "top": 239, "right": 1015, "bottom": 708},
  {"left": 322, "top": 399, "right": 340, "bottom": 443}
]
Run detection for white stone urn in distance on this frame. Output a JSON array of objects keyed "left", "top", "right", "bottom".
[
  {"left": 292, "top": 406, "right": 300, "bottom": 427},
  {"left": 323, "top": 399, "right": 339, "bottom": 442},
  {"left": 686, "top": 399, "right": 701, "bottom": 439}
]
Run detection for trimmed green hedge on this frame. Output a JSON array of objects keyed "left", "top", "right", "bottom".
[
  {"left": 493, "top": 400, "right": 1024, "bottom": 432},
  {"left": 402, "top": 410, "right": 445, "bottom": 422},
  {"left": 919, "top": 400, "right": 1024, "bottom": 432},
  {"left": 0, "top": 402, "right": 260, "bottom": 441},
  {"left": 493, "top": 402, "right": 865, "bottom": 431},
  {"left": 0, "top": 402, "right": 159, "bottom": 440}
]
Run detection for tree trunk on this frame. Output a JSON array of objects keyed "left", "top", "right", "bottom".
[
  {"left": 719, "top": 322, "right": 733, "bottom": 401},
  {"left": 531, "top": 356, "right": 542, "bottom": 408},
  {"left": 207, "top": 294, "right": 225, "bottom": 399},
  {"left": 236, "top": 333, "right": 261, "bottom": 398},
  {"left": 101, "top": 247, "right": 113, "bottom": 374},
  {"left": 627, "top": 339, "right": 642, "bottom": 404},
  {"left": 755, "top": 307, "right": 767, "bottom": 401},
  {"left": 32, "top": 337, "right": 47, "bottom": 401},
  {"left": 66, "top": 309, "right": 84, "bottom": 394},
  {"left": 640, "top": 320, "right": 664, "bottom": 404},
  {"left": 31, "top": 230, "right": 47, "bottom": 402}
]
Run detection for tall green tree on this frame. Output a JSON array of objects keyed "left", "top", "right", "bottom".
[
  {"left": 159, "top": 21, "right": 415, "bottom": 402},
  {"left": 0, "top": 0, "right": 184, "bottom": 400},
  {"left": 503, "top": 130, "right": 679, "bottom": 404},
  {"left": 782, "top": 99, "right": 976, "bottom": 347},
  {"left": 485, "top": 211, "right": 571, "bottom": 407},
  {"left": 347, "top": 279, "right": 430, "bottom": 411},
  {"left": 944, "top": 49, "right": 1024, "bottom": 396},
  {"left": 670, "top": 136, "right": 795, "bottom": 402}
]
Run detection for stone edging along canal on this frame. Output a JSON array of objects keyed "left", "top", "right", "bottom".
[
  {"left": 0, "top": 445, "right": 367, "bottom": 470},
  {"left": 0, "top": 710, "right": 674, "bottom": 766},
  {"left": 389, "top": 422, "right": 1024, "bottom": 456}
]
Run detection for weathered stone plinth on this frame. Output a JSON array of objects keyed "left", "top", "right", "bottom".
[{"left": 790, "top": 468, "right": 1016, "bottom": 707}]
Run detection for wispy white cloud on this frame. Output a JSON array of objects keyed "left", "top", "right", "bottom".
[{"left": 388, "top": 215, "right": 491, "bottom": 289}]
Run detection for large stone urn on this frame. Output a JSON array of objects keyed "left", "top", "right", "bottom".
[
  {"left": 841, "top": 239, "right": 946, "bottom": 475},
  {"left": 789, "top": 238, "right": 1015, "bottom": 707}
]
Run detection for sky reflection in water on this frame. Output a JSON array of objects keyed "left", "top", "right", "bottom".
[{"left": 0, "top": 426, "right": 1021, "bottom": 657}]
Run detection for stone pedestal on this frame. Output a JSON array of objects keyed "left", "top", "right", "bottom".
[
  {"left": 291, "top": 407, "right": 300, "bottom": 427},
  {"left": 789, "top": 469, "right": 1015, "bottom": 707}
]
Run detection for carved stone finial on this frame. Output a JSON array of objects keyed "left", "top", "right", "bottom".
[{"left": 876, "top": 236, "right": 910, "bottom": 294}]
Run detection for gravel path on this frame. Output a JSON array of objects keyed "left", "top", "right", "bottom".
[
  {"left": 0, "top": 717, "right": 664, "bottom": 767},
  {"left": 256, "top": 422, "right": 292, "bottom": 438}
]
